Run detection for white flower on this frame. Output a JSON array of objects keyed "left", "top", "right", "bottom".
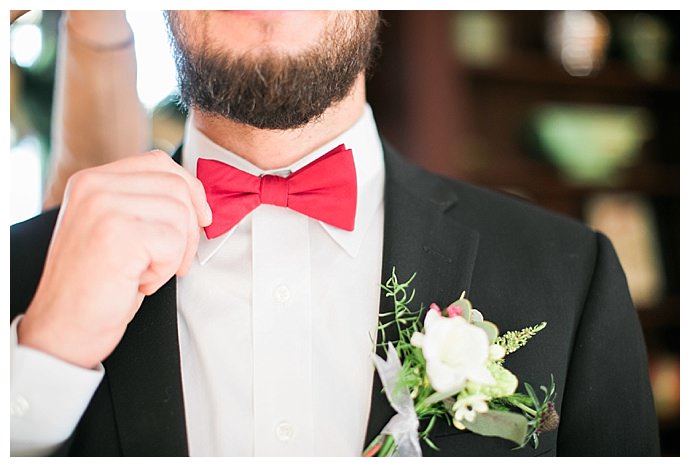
[
  {"left": 410, "top": 331, "right": 425, "bottom": 348},
  {"left": 489, "top": 344, "right": 506, "bottom": 360},
  {"left": 453, "top": 394, "right": 490, "bottom": 426},
  {"left": 412, "top": 310, "right": 495, "bottom": 395}
]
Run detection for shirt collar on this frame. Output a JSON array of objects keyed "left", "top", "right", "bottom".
[{"left": 183, "top": 104, "right": 385, "bottom": 264}]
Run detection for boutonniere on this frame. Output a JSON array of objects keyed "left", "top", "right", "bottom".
[{"left": 363, "top": 270, "right": 560, "bottom": 457}]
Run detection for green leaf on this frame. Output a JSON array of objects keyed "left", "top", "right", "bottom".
[
  {"left": 462, "top": 410, "right": 529, "bottom": 446},
  {"left": 423, "top": 390, "right": 457, "bottom": 406},
  {"left": 524, "top": 382, "right": 540, "bottom": 408},
  {"left": 423, "top": 436, "right": 440, "bottom": 451},
  {"left": 449, "top": 297, "right": 473, "bottom": 322},
  {"left": 474, "top": 320, "right": 499, "bottom": 343}
]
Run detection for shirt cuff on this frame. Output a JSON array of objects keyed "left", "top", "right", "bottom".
[{"left": 10, "top": 315, "right": 105, "bottom": 456}]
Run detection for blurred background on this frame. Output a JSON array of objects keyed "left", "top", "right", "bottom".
[{"left": 9, "top": 10, "right": 679, "bottom": 455}]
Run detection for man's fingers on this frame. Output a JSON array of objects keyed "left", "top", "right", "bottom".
[
  {"left": 64, "top": 158, "right": 206, "bottom": 295},
  {"left": 132, "top": 218, "right": 189, "bottom": 295},
  {"left": 71, "top": 171, "right": 201, "bottom": 272},
  {"left": 89, "top": 151, "right": 213, "bottom": 227},
  {"left": 83, "top": 193, "right": 195, "bottom": 289},
  {"left": 20, "top": 151, "right": 212, "bottom": 369},
  {"left": 176, "top": 226, "right": 202, "bottom": 277}
]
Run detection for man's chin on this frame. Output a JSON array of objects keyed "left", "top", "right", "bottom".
[{"left": 168, "top": 10, "right": 379, "bottom": 130}]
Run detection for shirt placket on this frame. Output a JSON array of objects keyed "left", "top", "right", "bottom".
[{"left": 251, "top": 205, "right": 314, "bottom": 455}]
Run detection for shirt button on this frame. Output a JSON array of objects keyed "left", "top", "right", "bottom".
[
  {"left": 275, "top": 421, "right": 294, "bottom": 442},
  {"left": 10, "top": 396, "right": 30, "bottom": 417},
  {"left": 274, "top": 285, "right": 291, "bottom": 304}
]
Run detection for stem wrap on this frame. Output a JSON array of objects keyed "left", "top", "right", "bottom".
[{"left": 371, "top": 342, "right": 422, "bottom": 457}]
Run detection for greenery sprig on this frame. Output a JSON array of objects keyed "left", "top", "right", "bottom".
[
  {"left": 365, "top": 269, "right": 560, "bottom": 456},
  {"left": 495, "top": 322, "right": 548, "bottom": 356}
]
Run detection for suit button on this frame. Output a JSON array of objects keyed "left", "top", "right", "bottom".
[
  {"left": 275, "top": 421, "right": 294, "bottom": 442},
  {"left": 10, "top": 395, "right": 30, "bottom": 417}
]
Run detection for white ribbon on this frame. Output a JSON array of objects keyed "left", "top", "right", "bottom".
[{"left": 371, "top": 342, "right": 422, "bottom": 457}]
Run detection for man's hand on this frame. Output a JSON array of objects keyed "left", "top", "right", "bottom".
[
  {"left": 18, "top": 151, "right": 212, "bottom": 369},
  {"left": 64, "top": 10, "right": 133, "bottom": 48}
]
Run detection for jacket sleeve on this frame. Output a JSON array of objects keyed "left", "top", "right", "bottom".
[{"left": 556, "top": 232, "right": 660, "bottom": 455}]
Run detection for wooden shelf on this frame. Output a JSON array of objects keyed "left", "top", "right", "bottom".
[
  {"left": 461, "top": 158, "right": 679, "bottom": 198},
  {"left": 637, "top": 295, "right": 680, "bottom": 330},
  {"left": 463, "top": 52, "right": 680, "bottom": 94}
]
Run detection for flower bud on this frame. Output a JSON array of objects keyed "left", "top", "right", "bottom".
[{"left": 537, "top": 402, "right": 560, "bottom": 434}]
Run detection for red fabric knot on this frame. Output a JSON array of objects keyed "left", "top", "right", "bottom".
[
  {"left": 260, "top": 175, "right": 289, "bottom": 207},
  {"left": 197, "top": 144, "right": 356, "bottom": 239}
]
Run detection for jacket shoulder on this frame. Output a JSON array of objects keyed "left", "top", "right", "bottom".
[
  {"left": 395, "top": 154, "right": 594, "bottom": 245},
  {"left": 446, "top": 176, "right": 591, "bottom": 240}
]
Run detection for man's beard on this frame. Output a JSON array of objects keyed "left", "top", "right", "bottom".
[{"left": 165, "top": 11, "right": 380, "bottom": 130}]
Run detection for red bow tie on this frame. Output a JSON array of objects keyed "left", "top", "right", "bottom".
[{"left": 197, "top": 145, "right": 357, "bottom": 239}]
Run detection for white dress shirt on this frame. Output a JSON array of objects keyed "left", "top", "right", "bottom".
[{"left": 10, "top": 104, "right": 386, "bottom": 456}]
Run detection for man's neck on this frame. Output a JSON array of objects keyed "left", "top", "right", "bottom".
[{"left": 191, "top": 74, "right": 367, "bottom": 171}]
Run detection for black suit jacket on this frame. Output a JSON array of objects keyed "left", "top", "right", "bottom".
[{"left": 10, "top": 144, "right": 659, "bottom": 456}]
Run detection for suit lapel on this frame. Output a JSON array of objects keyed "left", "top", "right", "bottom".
[
  {"left": 103, "top": 277, "right": 189, "bottom": 456},
  {"left": 365, "top": 145, "right": 480, "bottom": 446},
  {"left": 90, "top": 147, "right": 188, "bottom": 456},
  {"left": 100, "top": 145, "right": 476, "bottom": 455}
]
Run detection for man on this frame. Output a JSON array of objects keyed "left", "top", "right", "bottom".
[{"left": 10, "top": 11, "right": 659, "bottom": 456}]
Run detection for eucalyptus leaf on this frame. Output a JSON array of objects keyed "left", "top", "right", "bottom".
[
  {"left": 462, "top": 410, "right": 529, "bottom": 446},
  {"left": 474, "top": 320, "right": 499, "bottom": 343},
  {"left": 471, "top": 308, "right": 484, "bottom": 323},
  {"left": 424, "top": 390, "right": 457, "bottom": 406},
  {"left": 447, "top": 297, "right": 472, "bottom": 322}
]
